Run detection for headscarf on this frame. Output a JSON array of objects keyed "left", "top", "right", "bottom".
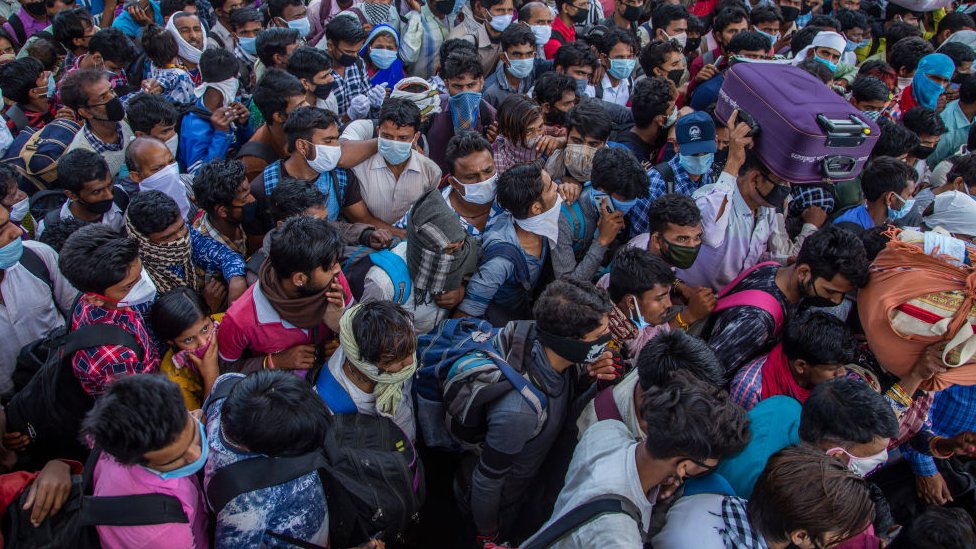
[
  {"left": 924, "top": 191, "right": 976, "bottom": 238},
  {"left": 791, "top": 31, "right": 846, "bottom": 65},
  {"left": 357, "top": 1, "right": 398, "bottom": 27},
  {"left": 124, "top": 214, "right": 199, "bottom": 294},
  {"left": 912, "top": 53, "right": 955, "bottom": 110},
  {"left": 760, "top": 344, "right": 812, "bottom": 404},
  {"left": 406, "top": 188, "right": 481, "bottom": 305},
  {"left": 359, "top": 24, "right": 404, "bottom": 88},
  {"left": 338, "top": 303, "right": 417, "bottom": 417},
  {"left": 165, "top": 11, "right": 209, "bottom": 65},
  {"left": 392, "top": 77, "right": 442, "bottom": 117}
]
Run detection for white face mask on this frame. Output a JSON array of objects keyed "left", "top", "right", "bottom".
[
  {"left": 828, "top": 447, "right": 888, "bottom": 477},
  {"left": 117, "top": 268, "right": 158, "bottom": 308},
  {"left": 897, "top": 76, "right": 913, "bottom": 92},
  {"left": 514, "top": 194, "right": 563, "bottom": 244},
  {"left": 456, "top": 173, "right": 497, "bottom": 205},
  {"left": 530, "top": 24, "right": 552, "bottom": 46},
  {"left": 164, "top": 134, "right": 179, "bottom": 157},
  {"left": 195, "top": 76, "right": 239, "bottom": 107},
  {"left": 139, "top": 162, "right": 191, "bottom": 219},
  {"left": 663, "top": 30, "right": 688, "bottom": 49},
  {"left": 9, "top": 196, "right": 29, "bottom": 222},
  {"left": 305, "top": 143, "right": 342, "bottom": 173}
]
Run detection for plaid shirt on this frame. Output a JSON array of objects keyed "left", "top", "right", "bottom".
[
  {"left": 720, "top": 497, "right": 768, "bottom": 549},
  {"left": 887, "top": 389, "right": 938, "bottom": 476},
  {"left": 192, "top": 213, "right": 247, "bottom": 259},
  {"left": 900, "top": 386, "right": 976, "bottom": 477},
  {"left": 628, "top": 155, "right": 713, "bottom": 236},
  {"left": 70, "top": 298, "right": 160, "bottom": 397},
  {"left": 332, "top": 60, "right": 371, "bottom": 118},
  {"left": 83, "top": 123, "right": 124, "bottom": 154},
  {"left": 729, "top": 355, "right": 765, "bottom": 411},
  {"left": 148, "top": 64, "right": 196, "bottom": 105}
]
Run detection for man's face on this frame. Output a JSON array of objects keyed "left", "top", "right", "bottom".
[
  {"left": 148, "top": 122, "right": 177, "bottom": 143},
  {"left": 0, "top": 203, "right": 20, "bottom": 248},
  {"left": 607, "top": 41, "right": 635, "bottom": 62},
  {"left": 896, "top": 12, "right": 922, "bottom": 29},
  {"left": 46, "top": 0, "right": 75, "bottom": 17},
  {"left": 142, "top": 413, "right": 204, "bottom": 473},
  {"left": 550, "top": 89, "right": 578, "bottom": 115},
  {"left": 273, "top": 94, "right": 308, "bottom": 125},
  {"left": 100, "top": 258, "right": 144, "bottom": 304},
  {"left": 281, "top": 2, "right": 307, "bottom": 21},
  {"left": 451, "top": 148, "right": 496, "bottom": 185},
  {"left": 218, "top": 0, "right": 244, "bottom": 20},
  {"left": 853, "top": 96, "right": 887, "bottom": 112},
  {"left": 310, "top": 124, "right": 340, "bottom": 146},
  {"left": 813, "top": 46, "right": 841, "bottom": 64},
  {"left": 653, "top": 50, "right": 685, "bottom": 77},
  {"left": 78, "top": 78, "right": 115, "bottom": 122},
  {"left": 843, "top": 26, "right": 866, "bottom": 43},
  {"left": 0, "top": 181, "right": 27, "bottom": 212},
  {"left": 378, "top": 120, "right": 417, "bottom": 144},
  {"left": 523, "top": 5, "right": 552, "bottom": 26},
  {"left": 836, "top": 0, "right": 859, "bottom": 9},
  {"left": 134, "top": 142, "right": 175, "bottom": 181},
  {"left": 220, "top": 177, "right": 256, "bottom": 223},
  {"left": 486, "top": 0, "right": 513, "bottom": 17},
  {"left": 632, "top": 283, "right": 672, "bottom": 326},
  {"left": 567, "top": 127, "right": 605, "bottom": 148},
  {"left": 793, "top": 360, "right": 848, "bottom": 387},
  {"left": 175, "top": 14, "right": 205, "bottom": 50},
  {"left": 919, "top": 132, "right": 940, "bottom": 150},
  {"left": 147, "top": 216, "right": 188, "bottom": 244},
  {"left": 718, "top": 19, "right": 748, "bottom": 48},
  {"left": 234, "top": 20, "right": 263, "bottom": 38},
  {"left": 71, "top": 173, "right": 114, "bottom": 205},
  {"left": 529, "top": 170, "right": 559, "bottom": 215},
  {"left": 559, "top": 63, "right": 593, "bottom": 81},
  {"left": 616, "top": 0, "right": 642, "bottom": 18},
  {"left": 446, "top": 73, "right": 484, "bottom": 96},
  {"left": 754, "top": 21, "right": 779, "bottom": 36},
  {"left": 662, "top": 18, "right": 688, "bottom": 37},
  {"left": 652, "top": 222, "right": 703, "bottom": 257},
  {"left": 73, "top": 20, "right": 95, "bottom": 51},
  {"left": 505, "top": 41, "right": 535, "bottom": 63},
  {"left": 800, "top": 269, "right": 856, "bottom": 306},
  {"left": 299, "top": 260, "right": 340, "bottom": 296},
  {"left": 329, "top": 39, "right": 363, "bottom": 63},
  {"left": 736, "top": 48, "right": 770, "bottom": 60},
  {"left": 715, "top": 126, "right": 730, "bottom": 150}
]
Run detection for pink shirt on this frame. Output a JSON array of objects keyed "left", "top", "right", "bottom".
[{"left": 92, "top": 453, "right": 209, "bottom": 549}]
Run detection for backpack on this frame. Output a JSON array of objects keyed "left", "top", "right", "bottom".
[
  {"left": 561, "top": 200, "right": 587, "bottom": 258},
  {"left": 5, "top": 104, "right": 31, "bottom": 136},
  {"left": 5, "top": 324, "right": 145, "bottom": 467},
  {"left": 38, "top": 187, "right": 131, "bottom": 230},
  {"left": 593, "top": 386, "right": 623, "bottom": 422},
  {"left": 550, "top": 28, "right": 568, "bottom": 46},
  {"left": 653, "top": 160, "right": 677, "bottom": 195},
  {"left": 6, "top": 13, "right": 26, "bottom": 47},
  {"left": 2, "top": 448, "right": 188, "bottom": 549},
  {"left": 708, "top": 261, "right": 786, "bottom": 337},
  {"left": 415, "top": 319, "right": 547, "bottom": 448},
  {"left": 204, "top": 375, "right": 425, "bottom": 548},
  {"left": 342, "top": 247, "right": 412, "bottom": 305},
  {"left": 520, "top": 496, "right": 643, "bottom": 549},
  {"left": 2, "top": 118, "right": 82, "bottom": 192}
]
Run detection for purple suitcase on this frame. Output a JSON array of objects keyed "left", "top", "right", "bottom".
[{"left": 715, "top": 62, "right": 880, "bottom": 184}]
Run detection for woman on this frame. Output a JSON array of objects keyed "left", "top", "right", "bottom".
[
  {"left": 151, "top": 287, "right": 221, "bottom": 410},
  {"left": 360, "top": 24, "right": 404, "bottom": 89},
  {"left": 491, "top": 94, "right": 564, "bottom": 175}
]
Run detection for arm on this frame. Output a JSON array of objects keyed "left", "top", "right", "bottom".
[
  {"left": 707, "top": 308, "right": 774, "bottom": 379},
  {"left": 456, "top": 257, "right": 515, "bottom": 318},
  {"left": 342, "top": 201, "right": 403, "bottom": 237},
  {"left": 696, "top": 172, "right": 735, "bottom": 249},
  {"left": 338, "top": 139, "right": 379, "bottom": 169},
  {"left": 551, "top": 216, "right": 608, "bottom": 281}
]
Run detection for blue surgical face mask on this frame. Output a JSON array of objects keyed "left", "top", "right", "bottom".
[
  {"left": 238, "top": 36, "right": 257, "bottom": 55},
  {"left": 887, "top": 193, "right": 916, "bottom": 220},
  {"left": 379, "top": 136, "right": 414, "bottom": 165},
  {"left": 844, "top": 40, "right": 859, "bottom": 53},
  {"left": 611, "top": 196, "right": 637, "bottom": 214},
  {"left": 630, "top": 295, "right": 650, "bottom": 330},
  {"left": 286, "top": 17, "right": 311, "bottom": 38},
  {"left": 755, "top": 28, "right": 779, "bottom": 48},
  {"left": 589, "top": 189, "right": 637, "bottom": 215},
  {"left": 369, "top": 47, "right": 398, "bottom": 70},
  {"left": 575, "top": 77, "right": 589, "bottom": 97},
  {"left": 47, "top": 71, "right": 56, "bottom": 99},
  {"left": 0, "top": 236, "right": 24, "bottom": 270},
  {"left": 489, "top": 13, "right": 512, "bottom": 32},
  {"left": 814, "top": 55, "right": 837, "bottom": 73},
  {"left": 608, "top": 58, "right": 636, "bottom": 81},
  {"left": 506, "top": 55, "right": 534, "bottom": 79},
  {"left": 679, "top": 153, "right": 714, "bottom": 176},
  {"left": 141, "top": 418, "right": 209, "bottom": 480}
]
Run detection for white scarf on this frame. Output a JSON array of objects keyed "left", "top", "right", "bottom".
[{"left": 166, "top": 13, "right": 209, "bottom": 64}]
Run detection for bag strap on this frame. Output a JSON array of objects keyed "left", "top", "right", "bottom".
[
  {"left": 716, "top": 261, "right": 780, "bottom": 299},
  {"left": 594, "top": 386, "right": 623, "bottom": 422},
  {"left": 64, "top": 324, "right": 143, "bottom": 358},
  {"left": 264, "top": 530, "right": 327, "bottom": 549},
  {"left": 80, "top": 494, "right": 189, "bottom": 526},
  {"left": 5, "top": 104, "right": 29, "bottom": 133},
  {"left": 369, "top": 249, "right": 412, "bottom": 305},
  {"left": 7, "top": 13, "right": 25, "bottom": 46},
  {"left": 522, "top": 496, "right": 643, "bottom": 549},
  {"left": 711, "top": 289, "right": 785, "bottom": 335},
  {"left": 561, "top": 201, "right": 586, "bottom": 253},
  {"left": 483, "top": 242, "right": 531, "bottom": 290},
  {"left": 236, "top": 140, "right": 279, "bottom": 165},
  {"left": 204, "top": 374, "right": 242, "bottom": 412},
  {"left": 206, "top": 451, "right": 328, "bottom": 514},
  {"left": 495, "top": 322, "right": 547, "bottom": 414},
  {"left": 654, "top": 161, "right": 676, "bottom": 194},
  {"left": 314, "top": 363, "right": 359, "bottom": 415},
  {"left": 19, "top": 245, "right": 53, "bottom": 294},
  {"left": 245, "top": 249, "right": 266, "bottom": 277}
]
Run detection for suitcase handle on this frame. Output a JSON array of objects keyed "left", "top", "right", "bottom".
[
  {"left": 816, "top": 114, "right": 870, "bottom": 148},
  {"left": 821, "top": 156, "right": 858, "bottom": 180}
]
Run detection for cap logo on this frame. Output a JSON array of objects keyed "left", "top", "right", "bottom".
[{"left": 689, "top": 126, "right": 701, "bottom": 140}]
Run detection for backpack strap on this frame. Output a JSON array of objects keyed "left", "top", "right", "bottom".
[
  {"left": 7, "top": 13, "right": 25, "bottom": 46},
  {"left": 236, "top": 140, "right": 279, "bottom": 165},
  {"left": 522, "top": 496, "right": 643, "bottom": 549},
  {"left": 64, "top": 324, "right": 143, "bottom": 358},
  {"left": 43, "top": 206, "right": 61, "bottom": 229},
  {"left": 314, "top": 363, "right": 359, "bottom": 415},
  {"left": 245, "top": 249, "right": 266, "bottom": 278},
  {"left": 711, "top": 289, "right": 785, "bottom": 336},
  {"left": 654, "top": 161, "right": 676, "bottom": 195},
  {"left": 5, "top": 104, "right": 29, "bottom": 134},
  {"left": 715, "top": 261, "right": 780, "bottom": 299},
  {"left": 494, "top": 322, "right": 547, "bottom": 416},
  {"left": 204, "top": 374, "right": 243, "bottom": 413},
  {"left": 264, "top": 531, "right": 327, "bottom": 549},
  {"left": 594, "top": 386, "right": 623, "bottom": 422},
  {"left": 483, "top": 242, "right": 531, "bottom": 292},
  {"left": 560, "top": 201, "right": 586, "bottom": 255},
  {"left": 368, "top": 249, "right": 412, "bottom": 305},
  {"left": 18, "top": 245, "right": 53, "bottom": 294},
  {"left": 551, "top": 28, "right": 567, "bottom": 45},
  {"left": 80, "top": 494, "right": 189, "bottom": 526},
  {"left": 206, "top": 451, "right": 328, "bottom": 514}
]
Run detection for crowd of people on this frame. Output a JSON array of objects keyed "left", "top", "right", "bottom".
[{"left": 1, "top": 0, "right": 976, "bottom": 546}]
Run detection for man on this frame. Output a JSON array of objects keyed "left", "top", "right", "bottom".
[
  {"left": 525, "top": 372, "right": 750, "bottom": 548},
  {"left": 0, "top": 204, "right": 77, "bottom": 397},
  {"left": 0, "top": 57, "right": 57, "bottom": 135},
  {"left": 900, "top": 53, "right": 954, "bottom": 114},
  {"left": 547, "top": 101, "right": 615, "bottom": 188},
  {"left": 267, "top": 0, "right": 309, "bottom": 35},
  {"left": 552, "top": 41, "right": 598, "bottom": 96},
  {"left": 61, "top": 27, "right": 139, "bottom": 101},
  {"left": 4, "top": 0, "right": 50, "bottom": 48},
  {"left": 59, "top": 68, "right": 135, "bottom": 178},
  {"left": 889, "top": 37, "right": 935, "bottom": 109},
  {"left": 217, "top": 216, "right": 350, "bottom": 374},
  {"left": 36, "top": 150, "right": 124, "bottom": 238},
  {"left": 483, "top": 24, "right": 546, "bottom": 108},
  {"left": 903, "top": 106, "right": 947, "bottom": 181},
  {"left": 209, "top": 0, "right": 243, "bottom": 51},
  {"left": 191, "top": 159, "right": 256, "bottom": 259},
  {"left": 938, "top": 42, "right": 974, "bottom": 104},
  {"left": 688, "top": 6, "right": 748, "bottom": 85},
  {"left": 518, "top": 1, "right": 552, "bottom": 57},
  {"left": 237, "top": 69, "right": 308, "bottom": 181},
  {"left": 932, "top": 11, "right": 974, "bottom": 47},
  {"left": 457, "top": 164, "right": 558, "bottom": 324},
  {"left": 751, "top": 5, "right": 784, "bottom": 54},
  {"left": 347, "top": 98, "right": 441, "bottom": 235},
  {"left": 593, "top": 28, "right": 638, "bottom": 107},
  {"left": 399, "top": 0, "right": 464, "bottom": 79},
  {"left": 532, "top": 72, "right": 577, "bottom": 131},
  {"left": 254, "top": 26, "right": 301, "bottom": 76},
  {"left": 611, "top": 76, "right": 676, "bottom": 170},
  {"left": 553, "top": 147, "right": 646, "bottom": 280},
  {"left": 650, "top": 4, "right": 690, "bottom": 52},
  {"left": 124, "top": 190, "right": 247, "bottom": 307},
  {"left": 835, "top": 8, "right": 868, "bottom": 65},
  {"left": 287, "top": 46, "right": 340, "bottom": 114},
  {"left": 231, "top": 7, "right": 264, "bottom": 74},
  {"left": 849, "top": 74, "right": 892, "bottom": 115},
  {"left": 931, "top": 74, "right": 976, "bottom": 167},
  {"left": 325, "top": 15, "right": 380, "bottom": 120},
  {"left": 690, "top": 31, "right": 773, "bottom": 111},
  {"left": 706, "top": 225, "right": 868, "bottom": 379},
  {"left": 638, "top": 39, "right": 687, "bottom": 96},
  {"left": 544, "top": 0, "right": 588, "bottom": 59},
  {"left": 83, "top": 376, "right": 210, "bottom": 549},
  {"left": 426, "top": 51, "right": 497, "bottom": 171},
  {"left": 600, "top": 0, "right": 644, "bottom": 35},
  {"left": 833, "top": 156, "right": 916, "bottom": 229},
  {"left": 50, "top": 7, "right": 95, "bottom": 68},
  {"left": 730, "top": 310, "right": 855, "bottom": 411},
  {"left": 165, "top": 11, "right": 208, "bottom": 81},
  {"left": 631, "top": 112, "right": 716, "bottom": 236},
  {"left": 57, "top": 224, "right": 160, "bottom": 397},
  {"left": 447, "top": 0, "right": 513, "bottom": 74},
  {"left": 126, "top": 92, "right": 180, "bottom": 152},
  {"left": 124, "top": 136, "right": 191, "bottom": 217}
]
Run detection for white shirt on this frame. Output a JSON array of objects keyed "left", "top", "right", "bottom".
[
  {"left": 360, "top": 242, "right": 448, "bottom": 334},
  {"left": 651, "top": 493, "right": 728, "bottom": 549},
  {"left": 0, "top": 241, "right": 79, "bottom": 395},
  {"left": 325, "top": 347, "right": 417, "bottom": 441},
  {"left": 523, "top": 420, "right": 655, "bottom": 548},
  {"left": 350, "top": 151, "right": 441, "bottom": 224},
  {"left": 576, "top": 370, "right": 644, "bottom": 442},
  {"left": 34, "top": 199, "right": 125, "bottom": 239},
  {"left": 599, "top": 73, "right": 631, "bottom": 107}
]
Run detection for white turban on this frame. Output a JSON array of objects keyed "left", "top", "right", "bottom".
[
  {"left": 792, "top": 31, "right": 847, "bottom": 65},
  {"left": 165, "top": 11, "right": 209, "bottom": 65}
]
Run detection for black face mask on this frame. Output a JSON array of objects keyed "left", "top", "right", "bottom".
[
  {"left": 91, "top": 96, "right": 126, "bottom": 122},
  {"left": 23, "top": 1, "right": 46, "bottom": 17},
  {"left": 536, "top": 328, "right": 612, "bottom": 364},
  {"left": 667, "top": 68, "right": 684, "bottom": 86},
  {"left": 80, "top": 197, "right": 114, "bottom": 215},
  {"left": 760, "top": 181, "right": 791, "bottom": 211},
  {"left": 914, "top": 144, "right": 935, "bottom": 159},
  {"left": 571, "top": 7, "right": 590, "bottom": 23},
  {"left": 621, "top": 4, "right": 642, "bottom": 21},
  {"left": 434, "top": 0, "right": 454, "bottom": 14},
  {"left": 660, "top": 237, "right": 701, "bottom": 269},
  {"left": 780, "top": 5, "right": 800, "bottom": 21},
  {"left": 800, "top": 277, "right": 837, "bottom": 308},
  {"left": 684, "top": 37, "right": 702, "bottom": 53},
  {"left": 314, "top": 81, "right": 337, "bottom": 100},
  {"left": 336, "top": 53, "right": 358, "bottom": 67}
]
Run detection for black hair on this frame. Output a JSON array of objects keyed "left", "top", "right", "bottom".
[
  {"left": 270, "top": 177, "right": 327, "bottom": 223},
  {"left": 151, "top": 287, "right": 210, "bottom": 343},
  {"left": 38, "top": 216, "right": 88, "bottom": 253},
  {"left": 437, "top": 38, "right": 478, "bottom": 69},
  {"left": 0, "top": 57, "right": 43, "bottom": 104},
  {"left": 937, "top": 11, "right": 975, "bottom": 37},
  {"left": 608, "top": 246, "right": 676, "bottom": 303},
  {"left": 631, "top": 76, "right": 674, "bottom": 128},
  {"left": 808, "top": 14, "right": 841, "bottom": 30},
  {"left": 0, "top": 163, "right": 14, "bottom": 199},
  {"left": 782, "top": 310, "right": 856, "bottom": 365},
  {"left": 728, "top": 29, "right": 771, "bottom": 53},
  {"left": 596, "top": 27, "right": 637, "bottom": 57},
  {"left": 885, "top": 21, "right": 922, "bottom": 48},
  {"left": 87, "top": 27, "right": 137, "bottom": 66},
  {"left": 286, "top": 46, "right": 333, "bottom": 81},
  {"left": 591, "top": 147, "right": 649, "bottom": 200},
  {"left": 221, "top": 370, "right": 329, "bottom": 456},
  {"left": 127, "top": 190, "right": 180, "bottom": 236},
  {"left": 860, "top": 155, "right": 913, "bottom": 202},
  {"left": 82, "top": 375, "right": 188, "bottom": 465},
  {"left": 532, "top": 71, "right": 576, "bottom": 109},
  {"left": 534, "top": 277, "right": 612, "bottom": 339},
  {"left": 835, "top": 9, "right": 868, "bottom": 32},
  {"left": 647, "top": 193, "right": 701, "bottom": 234},
  {"left": 889, "top": 36, "right": 934, "bottom": 73},
  {"left": 889, "top": 507, "right": 976, "bottom": 549},
  {"left": 886, "top": 2, "right": 922, "bottom": 22},
  {"left": 125, "top": 92, "right": 179, "bottom": 134},
  {"left": 161, "top": 0, "right": 196, "bottom": 18},
  {"left": 564, "top": 100, "right": 613, "bottom": 142},
  {"left": 442, "top": 51, "right": 484, "bottom": 80},
  {"left": 639, "top": 39, "right": 682, "bottom": 75},
  {"left": 378, "top": 97, "right": 421, "bottom": 132},
  {"left": 652, "top": 3, "right": 690, "bottom": 32},
  {"left": 496, "top": 162, "right": 545, "bottom": 219},
  {"left": 59, "top": 224, "right": 140, "bottom": 294},
  {"left": 850, "top": 75, "right": 890, "bottom": 103},
  {"left": 192, "top": 159, "right": 246, "bottom": 214},
  {"left": 799, "top": 377, "right": 899, "bottom": 445},
  {"left": 252, "top": 68, "right": 306, "bottom": 122},
  {"left": 268, "top": 0, "right": 303, "bottom": 18},
  {"left": 350, "top": 301, "right": 417, "bottom": 364},
  {"left": 553, "top": 41, "right": 598, "bottom": 71},
  {"left": 791, "top": 25, "right": 823, "bottom": 55},
  {"left": 902, "top": 106, "right": 947, "bottom": 137},
  {"left": 25, "top": 39, "right": 60, "bottom": 73},
  {"left": 269, "top": 216, "right": 342, "bottom": 278},
  {"left": 873, "top": 116, "right": 920, "bottom": 158},
  {"left": 687, "top": 13, "right": 704, "bottom": 33},
  {"left": 750, "top": 5, "right": 782, "bottom": 25},
  {"left": 795, "top": 224, "right": 869, "bottom": 288},
  {"left": 500, "top": 23, "right": 534, "bottom": 50},
  {"left": 713, "top": 6, "right": 749, "bottom": 34},
  {"left": 445, "top": 130, "right": 492, "bottom": 172},
  {"left": 938, "top": 41, "right": 976, "bottom": 69},
  {"left": 59, "top": 67, "right": 105, "bottom": 111},
  {"left": 199, "top": 47, "right": 240, "bottom": 83},
  {"left": 947, "top": 153, "right": 976, "bottom": 188},
  {"left": 283, "top": 106, "right": 339, "bottom": 152},
  {"left": 229, "top": 6, "right": 262, "bottom": 31},
  {"left": 57, "top": 149, "right": 109, "bottom": 194},
  {"left": 255, "top": 27, "right": 300, "bottom": 67},
  {"left": 141, "top": 24, "right": 178, "bottom": 66},
  {"left": 640, "top": 371, "right": 751, "bottom": 461},
  {"left": 635, "top": 331, "right": 724, "bottom": 389},
  {"left": 325, "top": 12, "right": 366, "bottom": 45},
  {"left": 52, "top": 7, "right": 92, "bottom": 50}
]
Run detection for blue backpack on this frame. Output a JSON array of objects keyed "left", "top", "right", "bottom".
[
  {"left": 343, "top": 247, "right": 412, "bottom": 305},
  {"left": 415, "top": 318, "right": 547, "bottom": 449}
]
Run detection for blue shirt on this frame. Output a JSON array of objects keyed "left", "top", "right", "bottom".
[
  {"left": 170, "top": 227, "right": 246, "bottom": 281},
  {"left": 628, "top": 155, "right": 714, "bottom": 237},
  {"left": 179, "top": 98, "right": 251, "bottom": 174},
  {"left": 832, "top": 204, "right": 876, "bottom": 230},
  {"left": 111, "top": 0, "right": 163, "bottom": 38},
  {"left": 904, "top": 385, "right": 976, "bottom": 476}
]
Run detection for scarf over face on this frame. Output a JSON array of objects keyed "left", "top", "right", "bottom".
[
  {"left": 257, "top": 259, "right": 333, "bottom": 329},
  {"left": 406, "top": 188, "right": 481, "bottom": 305},
  {"left": 125, "top": 215, "right": 199, "bottom": 294}
]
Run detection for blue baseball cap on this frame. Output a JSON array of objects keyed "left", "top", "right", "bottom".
[{"left": 675, "top": 111, "right": 718, "bottom": 155}]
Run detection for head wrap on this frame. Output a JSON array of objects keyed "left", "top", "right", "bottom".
[
  {"left": 913, "top": 53, "right": 955, "bottom": 109},
  {"left": 929, "top": 158, "right": 956, "bottom": 188},
  {"left": 124, "top": 214, "right": 198, "bottom": 294},
  {"left": 362, "top": 23, "right": 400, "bottom": 50},
  {"left": 357, "top": 1, "right": 398, "bottom": 26},
  {"left": 924, "top": 191, "right": 976, "bottom": 238},
  {"left": 338, "top": 303, "right": 417, "bottom": 417},
  {"left": 165, "top": 11, "right": 209, "bottom": 65},
  {"left": 406, "top": 188, "right": 481, "bottom": 305},
  {"left": 391, "top": 77, "right": 442, "bottom": 116},
  {"left": 792, "top": 31, "right": 846, "bottom": 65}
]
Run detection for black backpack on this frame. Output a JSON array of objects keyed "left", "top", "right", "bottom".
[
  {"left": 520, "top": 496, "right": 643, "bottom": 549},
  {"left": 5, "top": 324, "right": 144, "bottom": 467},
  {"left": 2, "top": 448, "right": 188, "bottom": 549},
  {"left": 205, "top": 376, "right": 425, "bottom": 548}
]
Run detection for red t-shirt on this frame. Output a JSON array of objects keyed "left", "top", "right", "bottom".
[{"left": 545, "top": 17, "right": 577, "bottom": 60}]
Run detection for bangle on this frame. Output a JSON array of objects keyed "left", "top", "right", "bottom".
[
  {"left": 265, "top": 353, "right": 276, "bottom": 370},
  {"left": 931, "top": 436, "right": 955, "bottom": 459},
  {"left": 675, "top": 312, "right": 690, "bottom": 331}
]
